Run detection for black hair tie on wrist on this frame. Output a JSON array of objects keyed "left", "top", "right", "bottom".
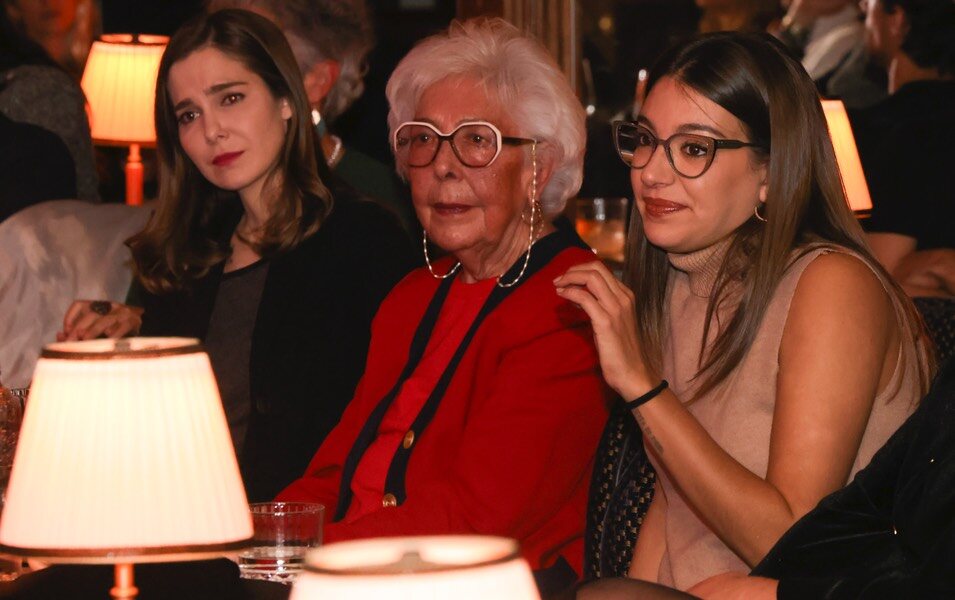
[{"left": 624, "top": 380, "right": 669, "bottom": 410}]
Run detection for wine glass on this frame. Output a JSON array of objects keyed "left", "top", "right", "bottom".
[{"left": 575, "top": 197, "right": 629, "bottom": 266}]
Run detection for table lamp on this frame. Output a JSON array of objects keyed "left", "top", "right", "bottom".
[
  {"left": 81, "top": 34, "right": 168, "bottom": 206},
  {"left": 290, "top": 535, "right": 540, "bottom": 600},
  {"left": 0, "top": 338, "right": 252, "bottom": 600},
  {"left": 822, "top": 99, "right": 872, "bottom": 214}
]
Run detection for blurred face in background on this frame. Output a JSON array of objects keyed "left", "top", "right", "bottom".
[
  {"left": 862, "top": 0, "right": 901, "bottom": 66},
  {"left": 5, "top": 0, "right": 78, "bottom": 39}
]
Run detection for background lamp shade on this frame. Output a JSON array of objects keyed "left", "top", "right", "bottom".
[
  {"left": 0, "top": 337, "right": 252, "bottom": 561},
  {"left": 80, "top": 34, "right": 167, "bottom": 206},
  {"left": 290, "top": 536, "right": 541, "bottom": 600},
  {"left": 822, "top": 99, "right": 873, "bottom": 213}
]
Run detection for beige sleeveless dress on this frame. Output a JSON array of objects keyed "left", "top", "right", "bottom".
[{"left": 650, "top": 241, "right": 921, "bottom": 590}]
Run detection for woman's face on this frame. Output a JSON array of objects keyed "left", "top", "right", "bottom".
[
  {"left": 167, "top": 46, "right": 292, "bottom": 203},
  {"left": 632, "top": 76, "right": 767, "bottom": 254},
  {"left": 407, "top": 76, "right": 534, "bottom": 263}
]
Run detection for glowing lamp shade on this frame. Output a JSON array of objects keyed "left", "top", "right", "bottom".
[
  {"left": 81, "top": 35, "right": 168, "bottom": 206},
  {"left": 0, "top": 338, "right": 252, "bottom": 598},
  {"left": 822, "top": 99, "right": 873, "bottom": 213},
  {"left": 290, "top": 536, "right": 540, "bottom": 600}
]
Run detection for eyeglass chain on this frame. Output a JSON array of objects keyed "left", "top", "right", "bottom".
[{"left": 424, "top": 142, "right": 541, "bottom": 287}]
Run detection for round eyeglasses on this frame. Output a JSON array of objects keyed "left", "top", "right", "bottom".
[
  {"left": 393, "top": 121, "right": 537, "bottom": 168},
  {"left": 612, "top": 121, "right": 765, "bottom": 179}
]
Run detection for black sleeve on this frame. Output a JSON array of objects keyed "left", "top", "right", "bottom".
[
  {"left": 862, "top": 129, "right": 920, "bottom": 239},
  {"left": 757, "top": 362, "right": 955, "bottom": 599},
  {"left": 862, "top": 117, "right": 955, "bottom": 249},
  {"left": 752, "top": 408, "right": 918, "bottom": 597},
  {"left": 0, "top": 115, "right": 76, "bottom": 221},
  {"left": 774, "top": 519, "right": 955, "bottom": 599}
]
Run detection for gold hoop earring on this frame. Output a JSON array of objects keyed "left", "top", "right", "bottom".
[
  {"left": 498, "top": 142, "right": 542, "bottom": 288},
  {"left": 754, "top": 203, "right": 767, "bottom": 223},
  {"left": 423, "top": 231, "right": 461, "bottom": 279}
]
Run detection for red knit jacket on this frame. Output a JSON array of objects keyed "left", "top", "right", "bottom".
[{"left": 278, "top": 241, "right": 611, "bottom": 576}]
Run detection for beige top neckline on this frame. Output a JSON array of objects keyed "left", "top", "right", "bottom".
[{"left": 667, "top": 237, "right": 733, "bottom": 298}]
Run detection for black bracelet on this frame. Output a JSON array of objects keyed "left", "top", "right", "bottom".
[{"left": 624, "top": 380, "right": 668, "bottom": 410}]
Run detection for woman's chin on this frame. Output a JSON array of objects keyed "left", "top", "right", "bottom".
[{"left": 424, "top": 228, "right": 479, "bottom": 255}]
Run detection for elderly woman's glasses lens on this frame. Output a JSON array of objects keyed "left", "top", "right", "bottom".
[
  {"left": 394, "top": 121, "right": 536, "bottom": 168},
  {"left": 612, "top": 121, "right": 763, "bottom": 179}
]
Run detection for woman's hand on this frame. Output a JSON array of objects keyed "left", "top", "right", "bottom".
[
  {"left": 57, "top": 300, "right": 143, "bottom": 341},
  {"left": 553, "top": 261, "right": 657, "bottom": 399}
]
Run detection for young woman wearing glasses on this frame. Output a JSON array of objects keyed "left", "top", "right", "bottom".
[{"left": 555, "top": 32, "right": 934, "bottom": 593}]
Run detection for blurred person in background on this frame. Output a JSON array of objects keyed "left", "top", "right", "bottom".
[
  {"left": 853, "top": 0, "right": 955, "bottom": 299},
  {"left": 697, "top": 0, "right": 783, "bottom": 33},
  {"left": 0, "top": 1, "right": 98, "bottom": 201},
  {"left": 2, "top": 0, "right": 97, "bottom": 80},
  {"left": 774, "top": 0, "right": 886, "bottom": 108}
]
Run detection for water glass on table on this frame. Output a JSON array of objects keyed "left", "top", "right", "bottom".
[{"left": 239, "top": 501, "right": 324, "bottom": 584}]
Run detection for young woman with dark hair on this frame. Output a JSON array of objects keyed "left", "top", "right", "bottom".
[
  {"left": 556, "top": 31, "right": 933, "bottom": 592},
  {"left": 59, "top": 9, "right": 416, "bottom": 501}
]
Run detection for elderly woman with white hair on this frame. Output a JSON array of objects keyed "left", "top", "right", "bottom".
[{"left": 279, "top": 17, "right": 610, "bottom": 593}]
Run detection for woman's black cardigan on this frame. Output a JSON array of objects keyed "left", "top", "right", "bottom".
[{"left": 138, "top": 197, "right": 418, "bottom": 501}]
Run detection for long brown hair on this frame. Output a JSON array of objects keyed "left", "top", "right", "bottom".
[
  {"left": 624, "top": 32, "right": 934, "bottom": 400},
  {"left": 128, "top": 9, "right": 331, "bottom": 293}
]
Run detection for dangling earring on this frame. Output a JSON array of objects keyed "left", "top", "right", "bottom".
[
  {"left": 423, "top": 231, "right": 461, "bottom": 279},
  {"left": 754, "top": 203, "right": 767, "bottom": 223},
  {"left": 498, "top": 142, "right": 541, "bottom": 288},
  {"left": 311, "top": 108, "right": 321, "bottom": 126}
]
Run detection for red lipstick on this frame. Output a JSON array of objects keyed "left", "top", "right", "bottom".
[
  {"left": 213, "top": 151, "right": 243, "bottom": 167},
  {"left": 642, "top": 197, "right": 686, "bottom": 219}
]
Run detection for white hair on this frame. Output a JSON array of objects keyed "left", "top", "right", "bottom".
[{"left": 386, "top": 18, "right": 586, "bottom": 217}]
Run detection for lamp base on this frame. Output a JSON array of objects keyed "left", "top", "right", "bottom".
[
  {"left": 110, "top": 563, "right": 138, "bottom": 599},
  {"left": 125, "top": 143, "right": 144, "bottom": 207}
]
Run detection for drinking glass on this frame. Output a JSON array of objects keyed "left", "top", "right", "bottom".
[
  {"left": 575, "top": 197, "right": 629, "bottom": 264},
  {"left": 238, "top": 502, "right": 324, "bottom": 584}
]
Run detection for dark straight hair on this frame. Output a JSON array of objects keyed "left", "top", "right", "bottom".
[
  {"left": 128, "top": 9, "right": 331, "bottom": 294},
  {"left": 624, "top": 31, "right": 933, "bottom": 400}
]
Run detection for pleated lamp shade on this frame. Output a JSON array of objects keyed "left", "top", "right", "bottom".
[
  {"left": 0, "top": 338, "right": 252, "bottom": 562},
  {"left": 80, "top": 34, "right": 167, "bottom": 206},
  {"left": 822, "top": 99, "right": 873, "bottom": 213},
  {"left": 81, "top": 34, "right": 166, "bottom": 146},
  {"left": 290, "top": 536, "right": 540, "bottom": 600}
]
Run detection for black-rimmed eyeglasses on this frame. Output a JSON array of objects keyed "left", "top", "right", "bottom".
[
  {"left": 393, "top": 121, "right": 537, "bottom": 168},
  {"left": 612, "top": 121, "right": 765, "bottom": 179}
]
